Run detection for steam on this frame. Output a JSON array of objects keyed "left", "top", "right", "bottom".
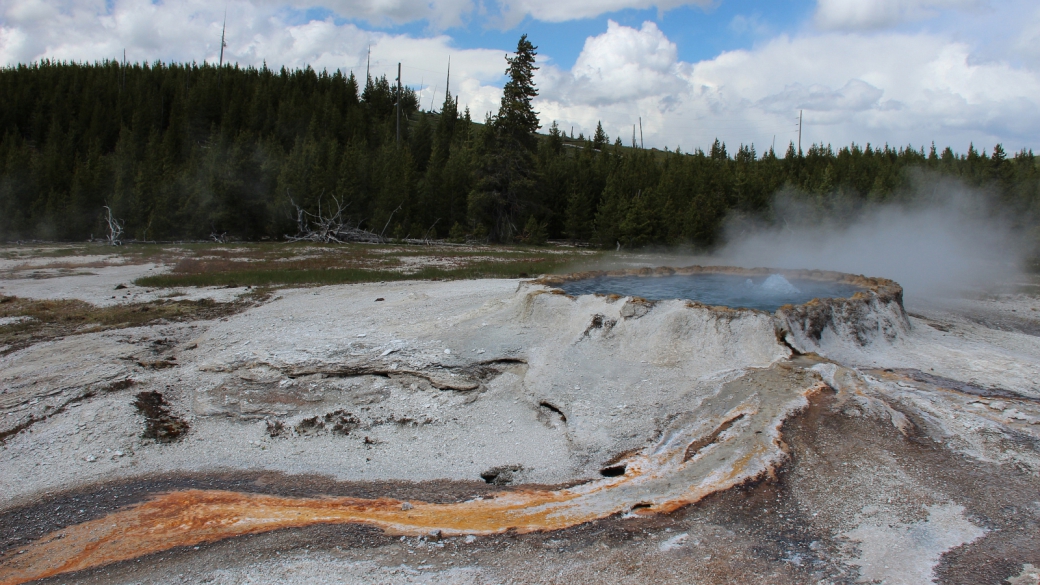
[{"left": 714, "top": 173, "right": 1032, "bottom": 299}]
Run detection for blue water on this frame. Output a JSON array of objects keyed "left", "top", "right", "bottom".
[{"left": 557, "top": 273, "right": 864, "bottom": 312}]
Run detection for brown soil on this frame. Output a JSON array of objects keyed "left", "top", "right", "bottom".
[{"left": 0, "top": 292, "right": 267, "bottom": 356}]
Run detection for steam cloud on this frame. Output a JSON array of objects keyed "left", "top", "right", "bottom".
[{"left": 714, "top": 173, "right": 1032, "bottom": 299}]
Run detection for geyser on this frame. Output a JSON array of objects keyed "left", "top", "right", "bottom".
[{"left": 556, "top": 271, "right": 863, "bottom": 312}]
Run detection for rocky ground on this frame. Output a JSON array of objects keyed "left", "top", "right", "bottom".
[{"left": 0, "top": 247, "right": 1038, "bottom": 585}]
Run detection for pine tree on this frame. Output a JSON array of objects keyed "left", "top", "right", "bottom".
[
  {"left": 468, "top": 35, "right": 541, "bottom": 242},
  {"left": 522, "top": 214, "right": 547, "bottom": 245},
  {"left": 593, "top": 122, "right": 608, "bottom": 150},
  {"left": 497, "top": 34, "right": 540, "bottom": 149}
]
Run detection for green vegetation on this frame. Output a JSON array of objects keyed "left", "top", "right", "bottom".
[
  {"left": 134, "top": 261, "right": 563, "bottom": 288},
  {"left": 129, "top": 241, "right": 591, "bottom": 287},
  {"left": 1, "top": 37, "right": 1038, "bottom": 252}
]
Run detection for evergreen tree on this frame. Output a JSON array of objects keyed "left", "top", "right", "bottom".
[
  {"left": 593, "top": 122, "right": 608, "bottom": 150},
  {"left": 522, "top": 214, "right": 547, "bottom": 245},
  {"left": 468, "top": 35, "right": 541, "bottom": 242},
  {"left": 497, "top": 34, "right": 540, "bottom": 149}
]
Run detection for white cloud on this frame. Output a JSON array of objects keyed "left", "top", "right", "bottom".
[
  {"left": 758, "top": 80, "right": 886, "bottom": 114},
  {"left": 0, "top": 0, "right": 510, "bottom": 117},
  {"left": 535, "top": 22, "right": 1040, "bottom": 152},
  {"left": 0, "top": 0, "right": 715, "bottom": 35},
  {"left": 0, "top": 0, "right": 476, "bottom": 36},
  {"left": 1015, "top": 7, "right": 1040, "bottom": 68},
  {"left": 311, "top": 0, "right": 476, "bottom": 28},
  {"left": 814, "top": 0, "right": 983, "bottom": 31},
  {"left": 539, "top": 20, "right": 685, "bottom": 107},
  {"left": 728, "top": 13, "right": 770, "bottom": 37},
  {"left": 490, "top": 0, "right": 711, "bottom": 28}
]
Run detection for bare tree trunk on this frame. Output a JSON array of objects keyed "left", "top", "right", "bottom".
[
  {"left": 380, "top": 204, "right": 403, "bottom": 240},
  {"left": 103, "top": 206, "right": 124, "bottom": 246},
  {"left": 422, "top": 218, "right": 440, "bottom": 245}
]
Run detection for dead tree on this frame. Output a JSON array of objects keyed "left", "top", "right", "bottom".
[
  {"left": 421, "top": 218, "right": 440, "bottom": 245},
  {"left": 103, "top": 206, "right": 124, "bottom": 246},
  {"left": 285, "top": 192, "right": 383, "bottom": 243},
  {"left": 380, "top": 203, "right": 403, "bottom": 240}
]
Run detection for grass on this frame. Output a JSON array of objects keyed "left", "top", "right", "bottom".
[
  {"left": 134, "top": 258, "right": 576, "bottom": 288},
  {"left": 0, "top": 292, "right": 267, "bottom": 355},
  {"left": 122, "top": 242, "right": 596, "bottom": 288},
  {"left": 1, "top": 240, "right": 599, "bottom": 289}
]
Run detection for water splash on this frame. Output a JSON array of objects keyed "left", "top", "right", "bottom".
[{"left": 760, "top": 274, "right": 800, "bottom": 295}]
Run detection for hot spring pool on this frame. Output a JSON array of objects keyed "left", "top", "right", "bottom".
[{"left": 557, "top": 272, "right": 865, "bottom": 312}]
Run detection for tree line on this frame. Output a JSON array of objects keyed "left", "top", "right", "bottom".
[{"left": 1, "top": 38, "right": 1038, "bottom": 251}]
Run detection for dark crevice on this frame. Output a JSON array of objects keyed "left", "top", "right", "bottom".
[
  {"left": 287, "top": 359, "right": 529, "bottom": 392},
  {"left": 290, "top": 366, "right": 479, "bottom": 391},
  {"left": 539, "top": 401, "right": 567, "bottom": 423},
  {"left": 774, "top": 326, "right": 802, "bottom": 356},
  {"left": 683, "top": 413, "right": 747, "bottom": 463},
  {"left": 600, "top": 464, "right": 626, "bottom": 477},
  {"left": 478, "top": 358, "right": 527, "bottom": 366}
]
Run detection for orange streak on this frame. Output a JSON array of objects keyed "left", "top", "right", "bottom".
[{"left": 0, "top": 374, "right": 825, "bottom": 585}]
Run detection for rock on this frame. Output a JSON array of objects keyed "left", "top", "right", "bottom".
[
  {"left": 620, "top": 300, "right": 650, "bottom": 319},
  {"left": 428, "top": 529, "right": 442, "bottom": 541},
  {"left": 401, "top": 502, "right": 414, "bottom": 511},
  {"left": 481, "top": 465, "right": 522, "bottom": 485}
]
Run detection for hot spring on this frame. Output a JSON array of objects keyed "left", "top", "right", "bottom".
[
  {"left": 540, "top": 266, "right": 910, "bottom": 354},
  {"left": 556, "top": 271, "right": 865, "bottom": 312}
]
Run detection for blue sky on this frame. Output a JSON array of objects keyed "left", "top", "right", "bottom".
[
  {"left": 374, "top": 1, "right": 817, "bottom": 71},
  {"left": 3, "top": 0, "right": 1039, "bottom": 153}
]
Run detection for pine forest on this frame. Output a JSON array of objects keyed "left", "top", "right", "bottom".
[{"left": 1, "top": 36, "right": 1038, "bottom": 250}]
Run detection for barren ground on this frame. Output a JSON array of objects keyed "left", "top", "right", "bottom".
[{"left": 0, "top": 243, "right": 1038, "bottom": 585}]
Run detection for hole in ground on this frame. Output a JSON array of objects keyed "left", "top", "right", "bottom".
[{"left": 600, "top": 464, "right": 626, "bottom": 477}]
